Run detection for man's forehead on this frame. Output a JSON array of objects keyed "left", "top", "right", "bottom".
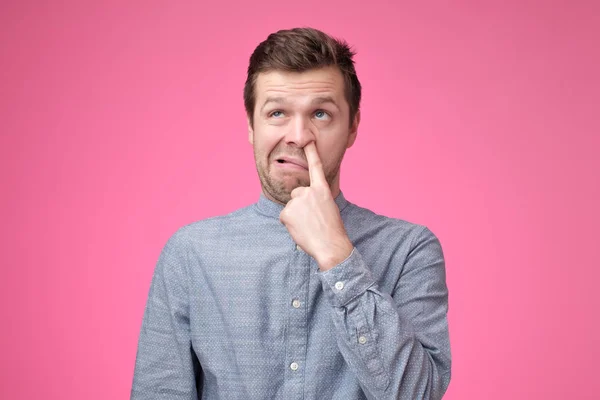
[{"left": 255, "top": 67, "right": 344, "bottom": 99}]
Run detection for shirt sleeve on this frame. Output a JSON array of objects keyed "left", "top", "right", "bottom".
[
  {"left": 131, "top": 231, "right": 201, "bottom": 400},
  {"left": 317, "top": 226, "right": 451, "bottom": 400}
]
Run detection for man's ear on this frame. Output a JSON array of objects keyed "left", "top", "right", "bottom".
[
  {"left": 247, "top": 116, "right": 254, "bottom": 145},
  {"left": 347, "top": 110, "right": 361, "bottom": 149}
]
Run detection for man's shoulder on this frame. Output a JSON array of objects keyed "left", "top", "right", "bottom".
[
  {"left": 345, "top": 201, "right": 427, "bottom": 232},
  {"left": 161, "top": 202, "right": 259, "bottom": 247},
  {"left": 182, "top": 202, "right": 258, "bottom": 233},
  {"left": 343, "top": 200, "right": 438, "bottom": 247}
]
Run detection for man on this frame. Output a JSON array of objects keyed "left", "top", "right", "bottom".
[{"left": 131, "top": 27, "right": 451, "bottom": 399}]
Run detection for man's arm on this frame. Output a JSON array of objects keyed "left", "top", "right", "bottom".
[
  {"left": 131, "top": 232, "right": 201, "bottom": 400},
  {"left": 280, "top": 142, "right": 450, "bottom": 398},
  {"left": 317, "top": 226, "right": 451, "bottom": 400}
]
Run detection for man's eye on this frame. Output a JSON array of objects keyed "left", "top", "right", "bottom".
[
  {"left": 314, "top": 110, "right": 329, "bottom": 120},
  {"left": 270, "top": 111, "right": 284, "bottom": 118}
]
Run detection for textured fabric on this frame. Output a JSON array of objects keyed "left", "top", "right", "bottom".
[{"left": 131, "top": 191, "right": 451, "bottom": 399}]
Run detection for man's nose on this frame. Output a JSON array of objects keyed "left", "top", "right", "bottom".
[{"left": 284, "top": 116, "right": 315, "bottom": 148}]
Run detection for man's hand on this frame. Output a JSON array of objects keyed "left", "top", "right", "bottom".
[{"left": 279, "top": 141, "right": 353, "bottom": 271}]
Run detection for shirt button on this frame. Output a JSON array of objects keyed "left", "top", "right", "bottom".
[
  {"left": 335, "top": 281, "right": 344, "bottom": 290},
  {"left": 292, "top": 299, "right": 301, "bottom": 308},
  {"left": 358, "top": 336, "right": 367, "bottom": 344},
  {"left": 290, "top": 362, "right": 299, "bottom": 371},
  {"left": 296, "top": 244, "right": 301, "bottom": 251}
]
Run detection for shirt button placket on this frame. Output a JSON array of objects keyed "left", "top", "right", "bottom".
[{"left": 284, "top": 240, "right": 308, "bottom": 400}]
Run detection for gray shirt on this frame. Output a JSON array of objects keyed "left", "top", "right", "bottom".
[{"left": 131, "top": 191, "right": 451, "bottom": 399}]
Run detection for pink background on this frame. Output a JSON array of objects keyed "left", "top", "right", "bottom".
[{"left": 1, "top": 1, "right": 598, "bottom": 399}]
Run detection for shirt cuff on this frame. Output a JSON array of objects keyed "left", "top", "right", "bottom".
[{"left": 317, "top": 247, "right": 376, "bottom": 308}]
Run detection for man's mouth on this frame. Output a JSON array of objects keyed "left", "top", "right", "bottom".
[{"left": 274, "top": 157, "right": 308, "bottom": 170}]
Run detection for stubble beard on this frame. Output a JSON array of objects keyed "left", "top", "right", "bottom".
[{"left": 254, "top": 150, "right": 342, "bottom": 205}]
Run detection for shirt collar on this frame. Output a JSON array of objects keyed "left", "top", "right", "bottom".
[{"left": 255, "top": 190, "right": 350, "bottom": 219}]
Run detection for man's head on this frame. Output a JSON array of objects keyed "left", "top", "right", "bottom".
[{"left": 244, "top": 27, "right": 362, "bottom": 205}]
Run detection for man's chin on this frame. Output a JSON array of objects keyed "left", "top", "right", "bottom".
[
  {"left": 263, "top": 184, "right": 301, "bottom": 205},
  {"left": 259, "top": 172, "right": 310, "bottom": 204},
  {"left": 275, "top": 176, "right": 309, "bottom": 192}
]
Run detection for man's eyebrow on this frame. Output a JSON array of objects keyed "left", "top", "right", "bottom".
[
  {"left": 260, "top": 96, "right": 340, "bottom": 113},
  {"left": 311, "top": 96, "right": 340, "bottom": 110},
  {"left": 260, "top": 97, "right": 287, "bottom": 112}
]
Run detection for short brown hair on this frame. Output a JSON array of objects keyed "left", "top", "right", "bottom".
[{"left": 244, "top": 27, "right": 362, "bottom": 126}]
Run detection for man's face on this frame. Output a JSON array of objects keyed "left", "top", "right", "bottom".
[{"left": 248, "top": 66, "right": 360, "bottom": 205}]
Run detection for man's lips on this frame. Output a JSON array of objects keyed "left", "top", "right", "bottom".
[{"left": 273, "top": 156, "right": 308, "bottom": 170}]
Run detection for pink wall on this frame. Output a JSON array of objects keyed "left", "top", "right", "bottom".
[{"left": 1, "top": 1, "right": 598, "bottom": 399}]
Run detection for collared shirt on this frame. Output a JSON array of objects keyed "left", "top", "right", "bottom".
[{"left": 131, "top": 191, "right": 451, "bottom": 399}]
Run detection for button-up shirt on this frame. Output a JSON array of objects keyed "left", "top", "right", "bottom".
[{"left": 131, "top": 191, "right": 451, "bottom": 399}]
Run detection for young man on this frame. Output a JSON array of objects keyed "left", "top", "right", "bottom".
[{"left": 131, "top": 27, "right": 451, "bottom": 400}]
